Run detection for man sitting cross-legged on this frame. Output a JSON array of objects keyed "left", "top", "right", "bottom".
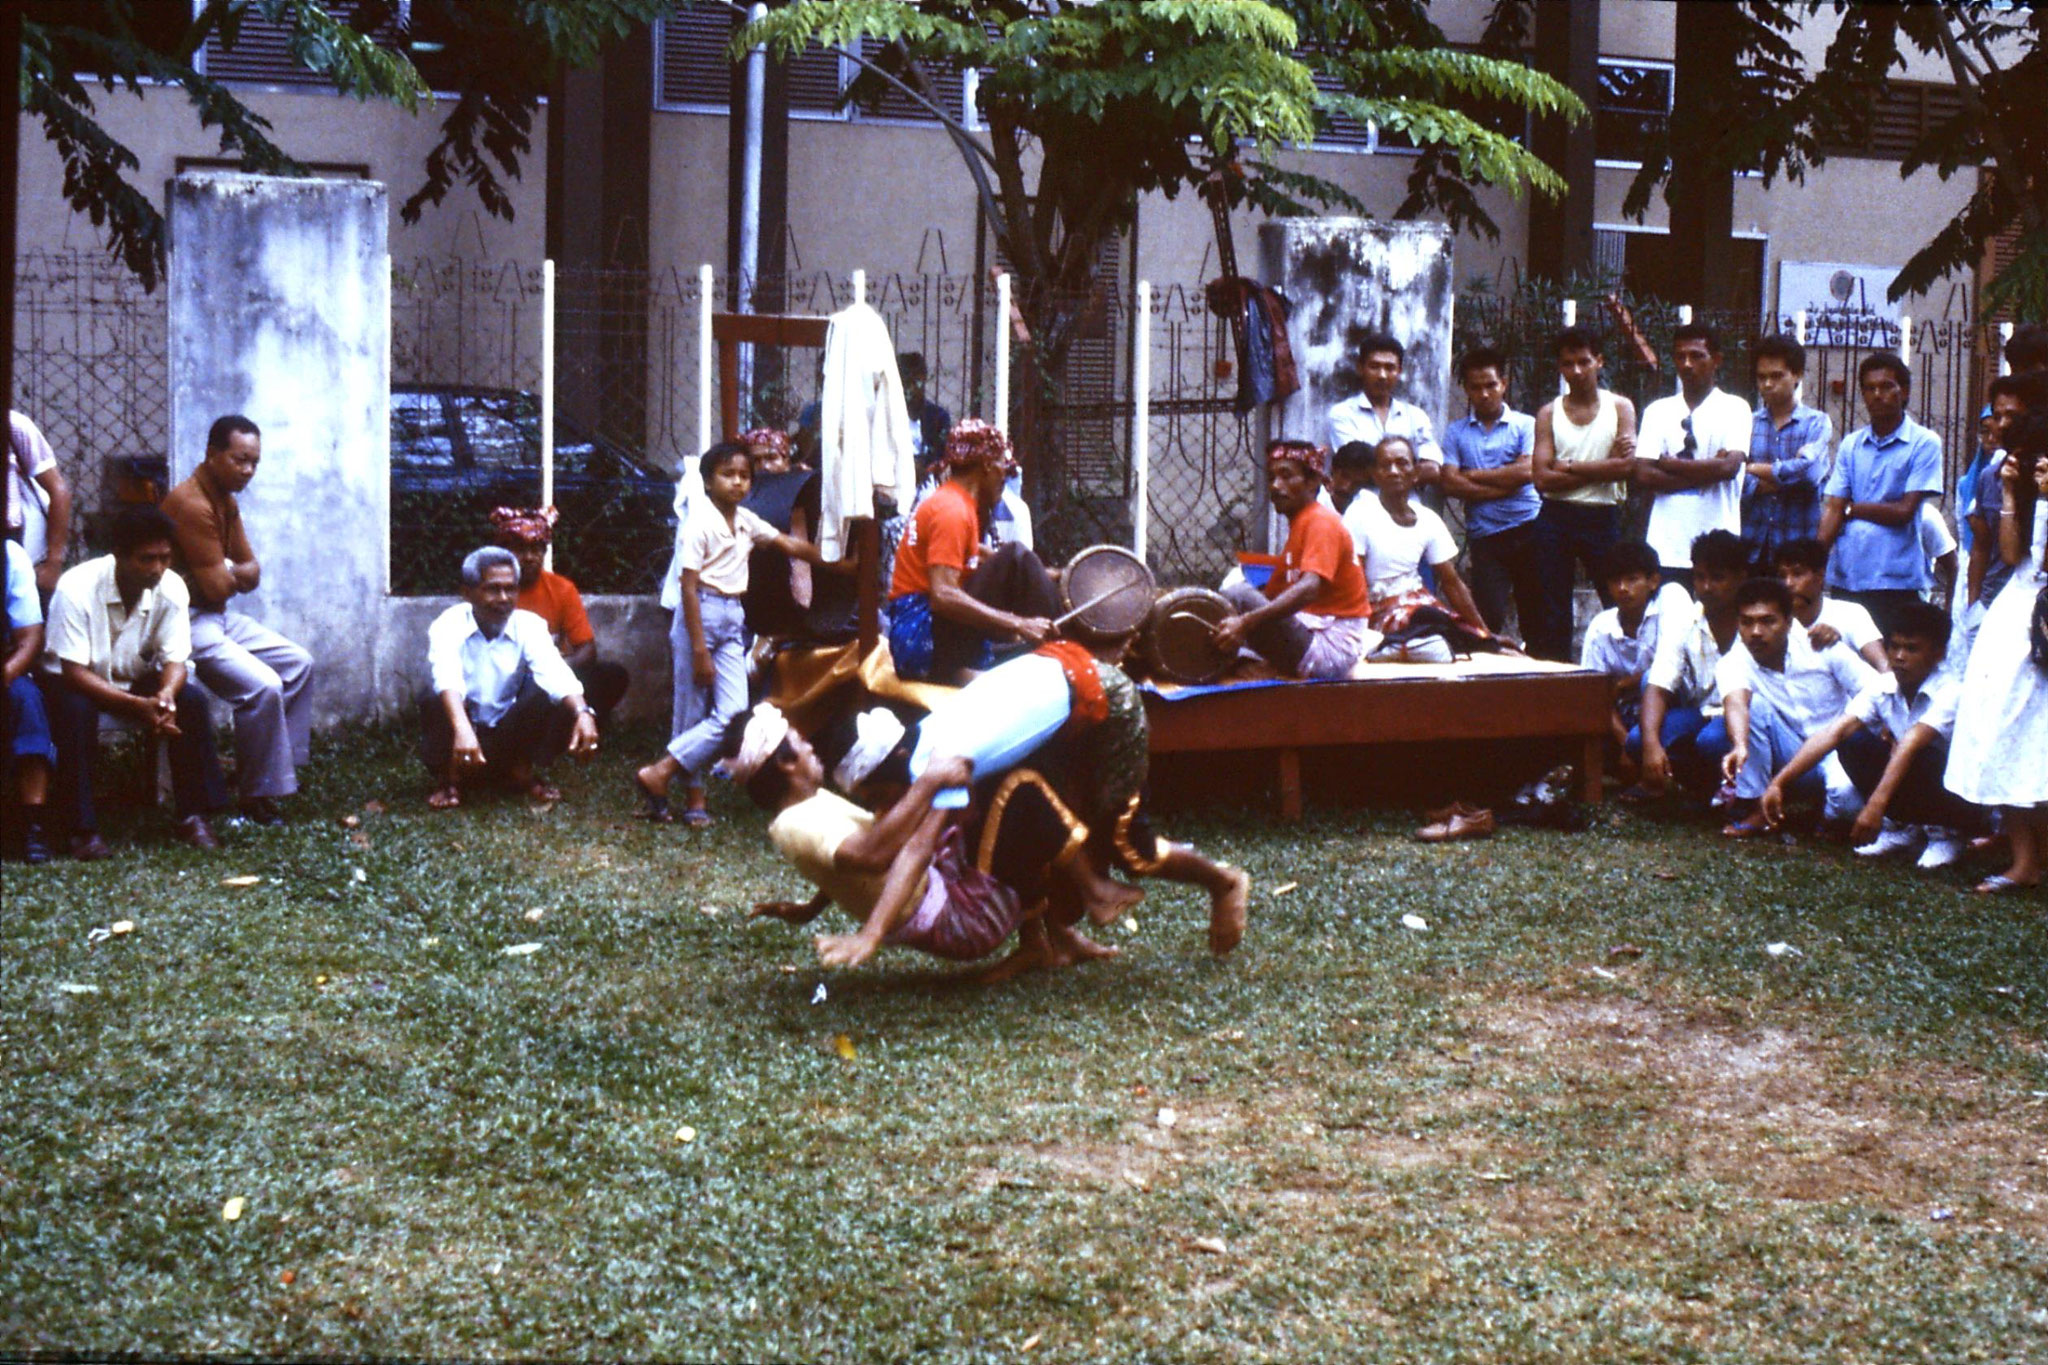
[
  {"left": 1716, "top": 577, "right": 1879, "bottom": 837},
  {"left": 1215, "top": 439, "right": 1371, "bottom": 677},
  {"left": 490, "top": 506, "right": 631, "bottom": 730},
  {"left": 1344, "top": 437, "right": 1494, "bottom": 662},
  {"left": 1759, "top": 599, "right": 1982, "bottom": 870},
  {"left": 1630, "top": 530, "right": 1749, "bottom": 801},
  {"left": 733, "top": 704, "right": 1113, "bottom": 979},
  {"left": 419, "top": 546, "right": 598, "bottom": 809}
]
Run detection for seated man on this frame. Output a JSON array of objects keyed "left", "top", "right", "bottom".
[
  {"left": 1215, "top": 439, "right": 1370, "bottom": 678},
  {"left": 1631, "top": 529, "right": 1749, "bottom": 799},
  {"left": 489, "top": 506, "right": 630, "bottom": 728},
  {"left": 1342, "top": 437, "right": 1491, "bottom": 663},
  {"left": 160, "top": 414, "right": 315, "bottom": 826},
  {"left": 1772, "top": 537, "right": 1887, "bottom": 671},
  {"left": 1717, "top": 577, "right": 1879, "bottom": 837},
  {"left": 39, "top": 505, "right": 226, "bottom": 857},
  {"left": 5, "top": 539, "right": 56, "bottom": 862},
  {"left": 1759, "top": 599, "right": 1980, "bottom": 869},
  {"left": 886, "top": 419, "right": 1057, "bottom": 683},
  {"left": 1579, "top": 540, "right": 1688, "bottom": 778},
  {"left": 420, "top": 545, "right": 599, "bottom": 809}
]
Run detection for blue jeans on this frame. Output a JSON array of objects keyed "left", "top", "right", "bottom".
[
  {"left": 668, "top": 589, "right": 750, "bottom": 780},
  {"left": 1627, "top": 704, "right": 1733, "bottom": 792},
  {"left": 1732, "top": 694, "right": 1861, "bottom": 817}
]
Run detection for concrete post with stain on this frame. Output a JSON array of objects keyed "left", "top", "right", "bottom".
[{"left": 168, "top": 173, "right": 391, "bottom": 728}]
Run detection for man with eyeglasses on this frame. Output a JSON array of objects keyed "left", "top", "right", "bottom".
[
  {"left": 1818, "top": 351, "right": 1945, "bottom": 637},
  {"left": 1634, "top": 323, "right": 1752, "bottom": 590}
]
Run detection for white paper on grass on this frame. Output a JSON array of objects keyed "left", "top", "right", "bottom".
[{"left": 1401, "top": 914, "right": 1429, "bottom": 932}]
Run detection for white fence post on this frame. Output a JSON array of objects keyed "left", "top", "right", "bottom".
[
  {"left": 698, "top": 263, "right": 714, "bottom": 453},
  {"left": 995, "top": 271, "right": 1012, "bottom": 436},
  {"left": 1132, "top": 279, "right": 1152, "bottom": 561},
  {"left": 540, "top": 257, "right": 556, "bottom": 572}
]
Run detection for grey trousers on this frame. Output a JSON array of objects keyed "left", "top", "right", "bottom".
[{"left": 189, "top": 609, "right": 315, "bottom": 801}]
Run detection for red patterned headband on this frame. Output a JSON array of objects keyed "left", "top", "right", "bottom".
[
  {"left": 740, "top": 427, "right": 791, "bottom": 459},
  {"left": 1265, "top": 439, "right": 1329, "bottom": 481},
  {"left": 943, "top": 418, "right": 1015, "bottom": 470},
  {"left": 489, "top": 505, "right": 559, "bottom": 546}
]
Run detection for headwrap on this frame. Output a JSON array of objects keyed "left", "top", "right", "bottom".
[
  {"left": 1265, "top": 438, "right": 1329, "bottom": 482},
  {"left": 718, "top": 702, "right": 791, "bottom": 784},
  {"left": 741, "top": 427, "right": 792, "bottom": 460},
  {"left": 831, "top": 707, "right": 907, "bottom": 792},
  {"left": 943, "top": 418, "right": 1015, "bottom": 471},
  {"left": 489, "top": 505, "right": 558, "bottom": 546}
]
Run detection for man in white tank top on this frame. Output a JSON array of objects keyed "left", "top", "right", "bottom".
[{"left": 1530, "top": 327, "right": 1638, "bottom": 661}]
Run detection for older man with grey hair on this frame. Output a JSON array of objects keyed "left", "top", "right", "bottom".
[{"left": 420, "top": 545, "right": 598, "bottom": 809}]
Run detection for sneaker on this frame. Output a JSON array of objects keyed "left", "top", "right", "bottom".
[
  {"left": 1855, "top": 821, "right": 1924, "bottom": 859},
  {"left": 1915, "top": 828, "right": 1966, "bottom": 870}
]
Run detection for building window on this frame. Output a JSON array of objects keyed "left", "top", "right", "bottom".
[
  {"left": 654, "top": 10, "right": 846, "bottom": 118},
  {"left": 1595, "top": 59, "right": 1672, "bottom": 167},
  {"left": 1822, "top": 79, "right": 1972, "bottom": 162}
]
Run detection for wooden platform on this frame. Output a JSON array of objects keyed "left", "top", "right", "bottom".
[{"left": 1140, "top": 655, "right": 1613, "bottom": 818}]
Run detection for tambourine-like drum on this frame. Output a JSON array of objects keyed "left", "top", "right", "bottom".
[
  {"left": 1059, "top": 544, "right": 1157, "bottom": 641},
  {"left": 1140, "top": 586, "right": 1236, "bottom": 685}
]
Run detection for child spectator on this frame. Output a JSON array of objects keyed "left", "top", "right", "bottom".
[
  {"left": 632, "top": 442, "right": 822, "bottom": 827},
  {"left": 1579, "top": 540, "right": 1688, "bottom": 777},
  {"left": 1631, "top": 529, "right": 1749, "bottom": 799}
]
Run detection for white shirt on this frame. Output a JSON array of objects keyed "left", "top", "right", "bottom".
[
  {"left": 8, "top": 411, "right": 58, "bottom": 561},
  {"left": 1326, "top": 394, "right": 1444, "bottom": 466},
  {"left": 1579, "top": 582, "right": 1691, "bottom": 678},
  {"left": 42, "top": 554, "right": 191, "bottom": 684},
  {"left": 1645, "top": 598, "right": 1731, "bottom": 712},
  {"left": 818, "top": 301, "right": 917, "bottom": 561},
  {"left": 1636, "top": 387, "right": 1752, "bottom": 569},
  {"left": 1845, "top": 668, "right": 1960, "bottom": 746},
  {"left": 1809, "top": 596, "right": 1882, "bottom": 655},
  {"left": 678, "top": 499, "right": 778, "bottom": 596},
  {"left": 426, "top": 603, "right": 581, "bottom": 727},
  {"left": 1714, "top": 631, "right": 1877, "bottom": 741},
  {"left": 1343, "top": 495, "right": 1456, "bottom": 601}
]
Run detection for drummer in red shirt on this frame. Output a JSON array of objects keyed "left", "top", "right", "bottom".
[
  {"left": 1214, "top": 439, "right": 1371, "bottom": 679},
  {"left": 886, "top": 419, "right": 1058, "bottom": 683}
]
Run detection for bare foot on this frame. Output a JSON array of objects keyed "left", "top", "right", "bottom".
[
  {"left": 526, "top": 780, "right": 562, "bottom": 804},
  {"left": 1048, "top": 921, "right": 1121, "bottom": 963},
  {"left": 1083, "top": 878, "right": 1146, "bottom": 927},
  {"left": 974, "top": 935, "right": 1053, "bottom": 984},
  {"left": 1207, "top": 864, "right": 1250, "bottom": 956},
  {"left": 426, "top": 785, "right": 462, "bottom": 810},
  {"left": 751, "top": 899, "right": 824, "bottom": 924}
]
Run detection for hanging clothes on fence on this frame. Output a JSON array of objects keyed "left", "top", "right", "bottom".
[
  {"left": 816, "top": 300, "right": 916, "bottom": 562},
  {"left": 1204, "top": 277, "right": 1299, "bottom": 415}
]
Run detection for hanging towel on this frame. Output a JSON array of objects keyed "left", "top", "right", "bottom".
[{"left": 817, "top": 301, "right": 916, "bottom": 561}]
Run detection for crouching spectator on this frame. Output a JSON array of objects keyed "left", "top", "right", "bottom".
[
  {"left": 490, "top": 506, "right": 629, "bottom": 729},
  {"left": 1579, "top": 540, "right": 1689, "bottom": 781},
  {"left": 420, "top": 546, "right": 598, "bottom": 809},
  {"left": 1760, "top": 599, "right": 1980, "bottom": 868},
  {"left": 1630, "top": 530, "right": 1749, "bottom": 800},
  {"left": 40, "top": 506, "right": 227, "bottom": 857},
  {"left": 5, "top": 540, "right": 55, "bottom": 861}
]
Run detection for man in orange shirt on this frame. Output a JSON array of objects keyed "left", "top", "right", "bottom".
[
  {"left": 886, "top": 419, "right": 1057, "bottom": 682},
  {"left": 490, "top": 507, "right": 630, "bottom": 729},
  {"left": 1214, "top": 439, "right": 1371, "bottom": 679}
]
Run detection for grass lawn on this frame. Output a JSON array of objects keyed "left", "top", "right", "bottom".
[{"left": 3, "top": 721, "right": 2045, "bottom": 1362}]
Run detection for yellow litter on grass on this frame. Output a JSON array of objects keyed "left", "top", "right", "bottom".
[
  {"left": 222, "top": 875, "right": 262, "bottom": 888},
  {"left": 221, "top": 1197, "right": 246, "bottom": 1222},
  {"left": 832, "top": 1034, "right": 857, "bottom": 1061}
]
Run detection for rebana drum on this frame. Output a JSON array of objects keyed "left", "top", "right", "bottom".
[
  {"left": 1059, "top": 545, "right": 1156, "bottom": 642},
  {"left": 1139, "top": 586, "right": 1236, "bottom": 685}
]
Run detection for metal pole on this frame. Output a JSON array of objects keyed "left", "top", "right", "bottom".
[
  {"left": 2001, "top": 320, "right": 2015, "bottom": 377},
  {"left": 1675, "top": 304, "right": 1692, "bottom": 395},
  {"left": 1560, "top": 299, "right": 1576, "bottom": 396},
  {"left": 736, "top": 2, "right": 768, "bottom": 422},
  {"left": 851, "top": 267, "right": 865, "bottom": 306},
  {"left": 995, "top": 271, "right": 1011, "bottom": 434},
  {"left": 1899, "top": 313, "right": 1913, "bottom": 366},
  {"left": 698, "top": 263, "right": 715, "bottom": 453},
  {"left": 1794, "top": 309, "right": 1808, "bottom": 405},
  {"left": 1132, "top": 280, "right": 1152, "bottom": 561},
  {"left": 540, "top": 258, "right": 556, "bottom": 572}
]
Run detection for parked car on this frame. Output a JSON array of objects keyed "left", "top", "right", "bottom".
[{"left": 390, "top": 385, "right": 676, "bottom": 596}]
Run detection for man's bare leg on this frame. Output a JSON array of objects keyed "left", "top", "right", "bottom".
[
  {"left": 1142, "top": 842, "right": 1249, "bottom": 956},
  {"left": 1041, "top": 883, "right": 1121, "bottom": 964},
  {"left": 1058, "top": 844, "right": 1144, "bottom": 926},
  {"left": 974, "top": 914, "right": 1060, "bottom": 984},
  {"left": 427, "top": 759, "right": 465, "bottom": 810}
]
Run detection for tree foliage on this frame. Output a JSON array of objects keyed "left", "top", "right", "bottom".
[
  {"left": 736, "top": 0, "right": 1581, "bottom": 370},
  {"left": 18, "top": 0, "right": 666, "bottom": 290}
]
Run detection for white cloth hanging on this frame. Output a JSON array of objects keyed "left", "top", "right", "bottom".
[
  {"left": 657, "top": 459, "right": 708, "bottom": 611},
  {"left": 816, "top": 301, "right": 915, "bottom": 561}
]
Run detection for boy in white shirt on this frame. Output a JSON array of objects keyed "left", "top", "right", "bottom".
[{"left": 1579, "top": 540, "right": 1689, "bottom": 773}]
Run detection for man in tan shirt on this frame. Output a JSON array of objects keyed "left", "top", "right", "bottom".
[{"left": 160, "top": 415, "right": 314, "bottom": 826}]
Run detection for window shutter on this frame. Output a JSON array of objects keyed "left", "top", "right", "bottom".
[
  {"left": 1979, "top": 168, "right": 2025, "bottom": 324},
  {"left": 1310, "top": 70, "right": 1372, "bottom": 151},
  {"left": 784, "top": 43, "right": 845, "bottom": 114},
  {"left": 656, "top": 8, "right": 735, "bottom": 108},
  {"left": 853, "top": 36, "right": 965, "bottom": 123},
  {"left": 1823, "top": 80, "right": 1974, "bottom": 161},
  {"left": 202, "top": 12, "right": 327, "bottom": 86}
]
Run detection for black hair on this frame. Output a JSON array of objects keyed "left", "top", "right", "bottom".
[
  {"left": 1331, "top": 440, "right": 1376, "bottom": 475},
  {"left": 1771, "top": 537, "right": 1829, "bottom": 575},
  {"left": 1358, "top": 332, "right": 1405, "bottom": 366},
  {"left": 1734, "top": 576, "right": 1794, "bottom": 617},
  {"left": 2014, "top": 369, "right": 2048, "bottom": 414},
  {"left": 1595, "top": 540, "right": 1661, "bottom": 584},
  {"left": 700, "top": 440, "right": 753, "bottom": 482},
  {"left": 1458, "top": 345, "right": 1508, "bottom": 383},
  {"left": 1858, "top": 351, "right": 1911, "bottom": 393},
  {"left": 1690, "top": 529, "right": 1749, "bottom": 577},
  {"left": 1671, "top": 322, "right": 1722, "bottom": 356},
  {"left": 1883, "top": 599, "right": 1951, "bottom": 651},
  {"left": 896, "top": 351, "right": 928, "bottom": 383},
  {"left": 2005, "top": 322, "right": 2048, "bottom": 373},
  {"left": 206, "top": 413, "right": 260, "bottom": 452},
  {"left": 110, "top": 504, "right": 177, "bottom": 557},
  {"left": 1751, "top": 334, "right": 1806, "bottom": 377},
  {"left": 1552, "top": 325, "right": 1603, "bottom": 359},
  {"left": 1988, "top": 374, "right": 2028, "bottom": 406},
  {"left": 2004, "top": 410, "right": 2048, "bottom": 573}
]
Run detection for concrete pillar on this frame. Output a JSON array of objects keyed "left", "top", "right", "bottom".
[
  {"left": 1528, "top": 0, "right": 1600, "bottom": 284},
  {"left": 168, "top": 173, "right": 390, "bottom": 728}
]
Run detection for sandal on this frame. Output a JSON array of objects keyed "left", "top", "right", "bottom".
[
  {"left": 1973, "top": 874, "right": 2039, "bottom": 896},
  {"left": 526, "top": 780, "right": 562, "bottom": 804},
  {"left": 681, "top": 807, "right": 713, "bottom": 829},
  {"left": 631, "top": 777, "right": 675, "bottom": 824},
  {"left": 1721, "top": 813, "right": 1775, "bottom": 839}
]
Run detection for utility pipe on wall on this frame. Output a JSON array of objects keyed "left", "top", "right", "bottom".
[
  {"left": 995, "top": 271, "right": 1012, "bottom": 436},
  {"left": 735, "top": 2, "right": 768, "bottom": 421}
]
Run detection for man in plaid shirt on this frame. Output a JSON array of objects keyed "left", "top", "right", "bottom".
[{"left": 1741, "top": 335, "right": 1834, "bottom": 572}]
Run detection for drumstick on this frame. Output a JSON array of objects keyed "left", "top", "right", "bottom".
[{"left": 1052, "top": 578, "right": 1150, "bottom": 629}]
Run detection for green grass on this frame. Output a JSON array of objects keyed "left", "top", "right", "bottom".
[{"left": 3, "top": 722, "right": 2044, "bottom": 1362}]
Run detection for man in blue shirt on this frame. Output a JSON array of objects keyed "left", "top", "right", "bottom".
[
  {"left": 1819, "top": 351, "right": 1945, "bottom": 636},
  {"left": 1742, "top": 335, "right": 1833, "bottom": 572},
  {"left": 1438, "top": 347, "right": 1546, "bottom": 651}
]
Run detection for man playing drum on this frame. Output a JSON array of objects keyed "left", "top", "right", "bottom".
[{"left": 1214, "top": 440, "right": 1371, "bottom": 680}]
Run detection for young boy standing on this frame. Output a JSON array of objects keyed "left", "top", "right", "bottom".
[{"left": 633, "top": 442, "right": 820, "bottom": 826}]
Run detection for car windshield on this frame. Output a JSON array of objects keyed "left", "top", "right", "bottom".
[
  {"left": 391, "top": 391, "right": 454, "bottom": 470},
  {"left": 457, "top": 394, "right": 534, "bottom": 473}
]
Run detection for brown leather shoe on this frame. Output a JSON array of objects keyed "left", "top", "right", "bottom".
[
  {"left": 1418, "top": 808, "right": 1495, "bottom": 843},
  {"left": 1421, "top": 799, "right": 1484, "bottom": 826},
  {"left": 69, "top": 832, "right": 113, "bottom": 862},
  {"left": 175, "top": 814, "right": 220, "bottom": 852}
]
